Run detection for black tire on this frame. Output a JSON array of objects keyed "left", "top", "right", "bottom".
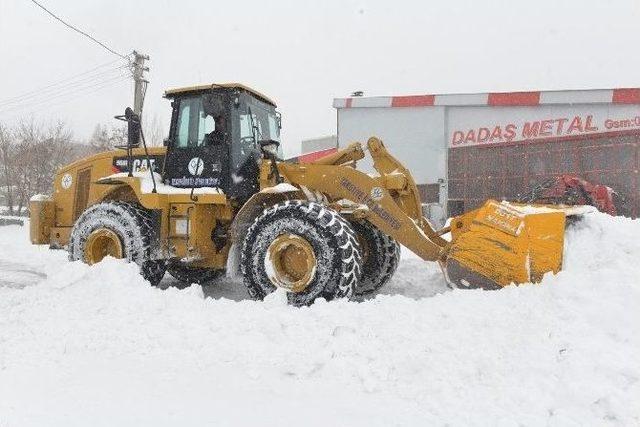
[
  {"left": 351, "top": 220, "right": 401, "bottom": 296},
  {"left": 241, "top": 200, "right": 362, "bottom": 306},
  {"left": 167, "top": 263, "right": 224, "bottom": 286},
  {"left": 69, "top": 202, "right": 166, "bottom": 286}
]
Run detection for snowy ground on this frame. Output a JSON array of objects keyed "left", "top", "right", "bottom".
[{"left": 0, "top": 212, "right": 639, "bottom": 426}]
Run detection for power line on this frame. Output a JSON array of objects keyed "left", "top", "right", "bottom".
[
  {"left": 0, "top": 76, "right": 131, "bottom": 122},
  {"left": 0, "top": 59, "right": 126, "bottom": 105},
  {"left": 9, "top": 2, "right": 148, "bottom": 124},
  {"left": 0, "top": 64, "right": 129, "bottom": 108},
  {"left": 0, "top": 72, "right": 130, "bottom": 115},
  {"left": 0, "top": 73, "right": 131, "bottom": 116},
  {"left": 28, "top": 0, "right": 130, "bottom": 60},
  {"left": 26, "top": 77, "right": 131, "bottom": 116}
]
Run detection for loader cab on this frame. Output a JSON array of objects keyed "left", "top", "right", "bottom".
[{"left": 163, "top": 84, "right": 281, "bottom": 202}]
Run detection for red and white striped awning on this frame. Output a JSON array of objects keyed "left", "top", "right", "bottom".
[{"left": 333, "top": 88, "right": 640, "bottom": 109}]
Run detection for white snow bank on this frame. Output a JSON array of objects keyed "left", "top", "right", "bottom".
[
  {"left": 29, "top": 194, "right": 51, "bottom": 202},
  {"left": 0, "top": 212, "right": 638, "bottom": 426}
]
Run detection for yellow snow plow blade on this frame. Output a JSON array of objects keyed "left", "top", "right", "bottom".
[{"left": 444, "top": 201, "right": 566, "bottom": 289}]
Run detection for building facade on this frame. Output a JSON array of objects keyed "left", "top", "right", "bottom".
[{"left": 324, "top": 89, "right": 640, "bottom": 225}]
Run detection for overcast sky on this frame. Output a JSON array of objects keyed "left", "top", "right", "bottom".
[{"left": 1, "top": 0, "right": 639, "bottom": 156}]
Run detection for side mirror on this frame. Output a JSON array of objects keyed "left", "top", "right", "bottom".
[
  {"left": 114, "top": 107, "right": 140, "bottom": 148},
  {"left": 259, "top": 139, "right": 280, "bottom": 157},
  {"left": 258, "top": 139, "right": 283, "bottom": 183},
  {"left": 125, "top": 107, "right": 141, "bottom": 147},
  {"left": 259, "top": 139, "right": 280, "bottom": 148}
]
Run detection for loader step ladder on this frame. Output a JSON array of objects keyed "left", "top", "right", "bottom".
[{"left": 168, "top": 203, "right": 194, "bottom": 242}]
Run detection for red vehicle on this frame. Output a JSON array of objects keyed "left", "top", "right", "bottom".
[{"left": 518, "top": 174, "right": 627, "bottom": 216}]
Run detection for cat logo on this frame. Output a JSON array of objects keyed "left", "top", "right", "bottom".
[{"left": 188, "top": 157, "right": 204, "bottom": 176}]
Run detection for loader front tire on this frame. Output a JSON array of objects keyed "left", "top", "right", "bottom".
[
  {"left": 69, "top": 202, "right": 166, "bottom": 286},
  {"left": 241, "top": 200, "right": 362, "bottom": 306},
  {"left": 351, "top": 220, "right": 401, "bottom": 296}
]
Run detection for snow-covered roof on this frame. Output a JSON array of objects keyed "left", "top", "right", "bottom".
[
  {"left": 164, "top": 82, "right": 276, "bottom": 107},
  {"left": 334, "top": 88, "right": 640, "bottom": 109}
]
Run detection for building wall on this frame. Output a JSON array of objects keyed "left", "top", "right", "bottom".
[
  {"left": 447, "top": 134, "right": 639, "bottom": 217},
  {"left": 301, "top": 135, "right": 337, "bottom": 154},
  {"left": 445, "top": 103, "right": 640, "bottom": 217},
  {"left": 337, "top": 106, "right": 447, "bottom": 185},
  {"left": 334, "top": 92, "right": 640, "bottom": 221}
]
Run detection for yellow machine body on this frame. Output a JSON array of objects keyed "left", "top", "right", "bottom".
[
  {"left": 29, "top": 197, "right": 56, "bottom": 245},
  {"left": 31, "top": 130, "right": 567, "bottom": 289}
]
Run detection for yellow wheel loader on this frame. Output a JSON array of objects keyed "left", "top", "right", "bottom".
[{"left": 29, "top": 83, "right": 568, "bottom": 305}]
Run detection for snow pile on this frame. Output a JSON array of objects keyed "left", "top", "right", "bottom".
[
  {"left": 0, "top": 211, "right": 638, "bottom": 426},
  {"left": 29, "top": 194, "right": 51, "bottom": 202}
]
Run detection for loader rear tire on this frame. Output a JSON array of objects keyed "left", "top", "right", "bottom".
[
  {"left": 167, "top": 263, "right": 224, "bottom": 286},
  {"left": 351, "top": 220, "right": 401, "bottom": 296},
  {"left": 241, "top": 200, "right": 362, "bottom": 306},
  {"left": 69, "top": 202, "right": 166, "bottom": 286}
]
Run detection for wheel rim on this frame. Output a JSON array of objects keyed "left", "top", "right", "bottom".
[
  {"left": 266, "top": 234, "right": 317, "bottom": 293},
  {"left": 84, "top": 228, "right": 123, "bottom": 265}
]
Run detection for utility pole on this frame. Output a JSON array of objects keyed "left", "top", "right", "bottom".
[{"left": 132, "top": 50, "right": 149, "bottom": 116}]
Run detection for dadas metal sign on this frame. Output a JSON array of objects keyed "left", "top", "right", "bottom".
[{"left": 448, "top": 104, "right": 640, "bottom": 147}]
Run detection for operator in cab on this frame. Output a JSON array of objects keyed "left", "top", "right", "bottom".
[{"left": 204, "top": 113, "right": 226, "bottom": 146}]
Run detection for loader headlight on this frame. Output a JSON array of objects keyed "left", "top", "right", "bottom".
[{"left": 174, "top": 219, "right": 189, "bottom": 236}]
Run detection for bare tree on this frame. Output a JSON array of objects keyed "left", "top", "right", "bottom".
[
  {"left": 1, "top": 117, "right": 135, "bottom": 215},
  {"left": 0, "top": 124, "right": 16, "bottom": 215},
  {"left": 8, "top": 118, "right": 74, "bottom": 214},
  {"left": 144, "top": 113, "right": 165, "bottom": 147},
  {"left": 89, "top": 114, "right": 164, "bottom": 150},
  {"left": 89, "top": 123, "right": 126, "bottom": 151}
]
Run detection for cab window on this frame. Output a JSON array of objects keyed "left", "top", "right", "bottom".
[{"left": 175, "top": 97, "right": 215, "bottom": 148}]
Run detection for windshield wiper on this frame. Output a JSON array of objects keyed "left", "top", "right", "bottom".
[{"left": 247, "top": 106, "right": 259, "bottom": 144}]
